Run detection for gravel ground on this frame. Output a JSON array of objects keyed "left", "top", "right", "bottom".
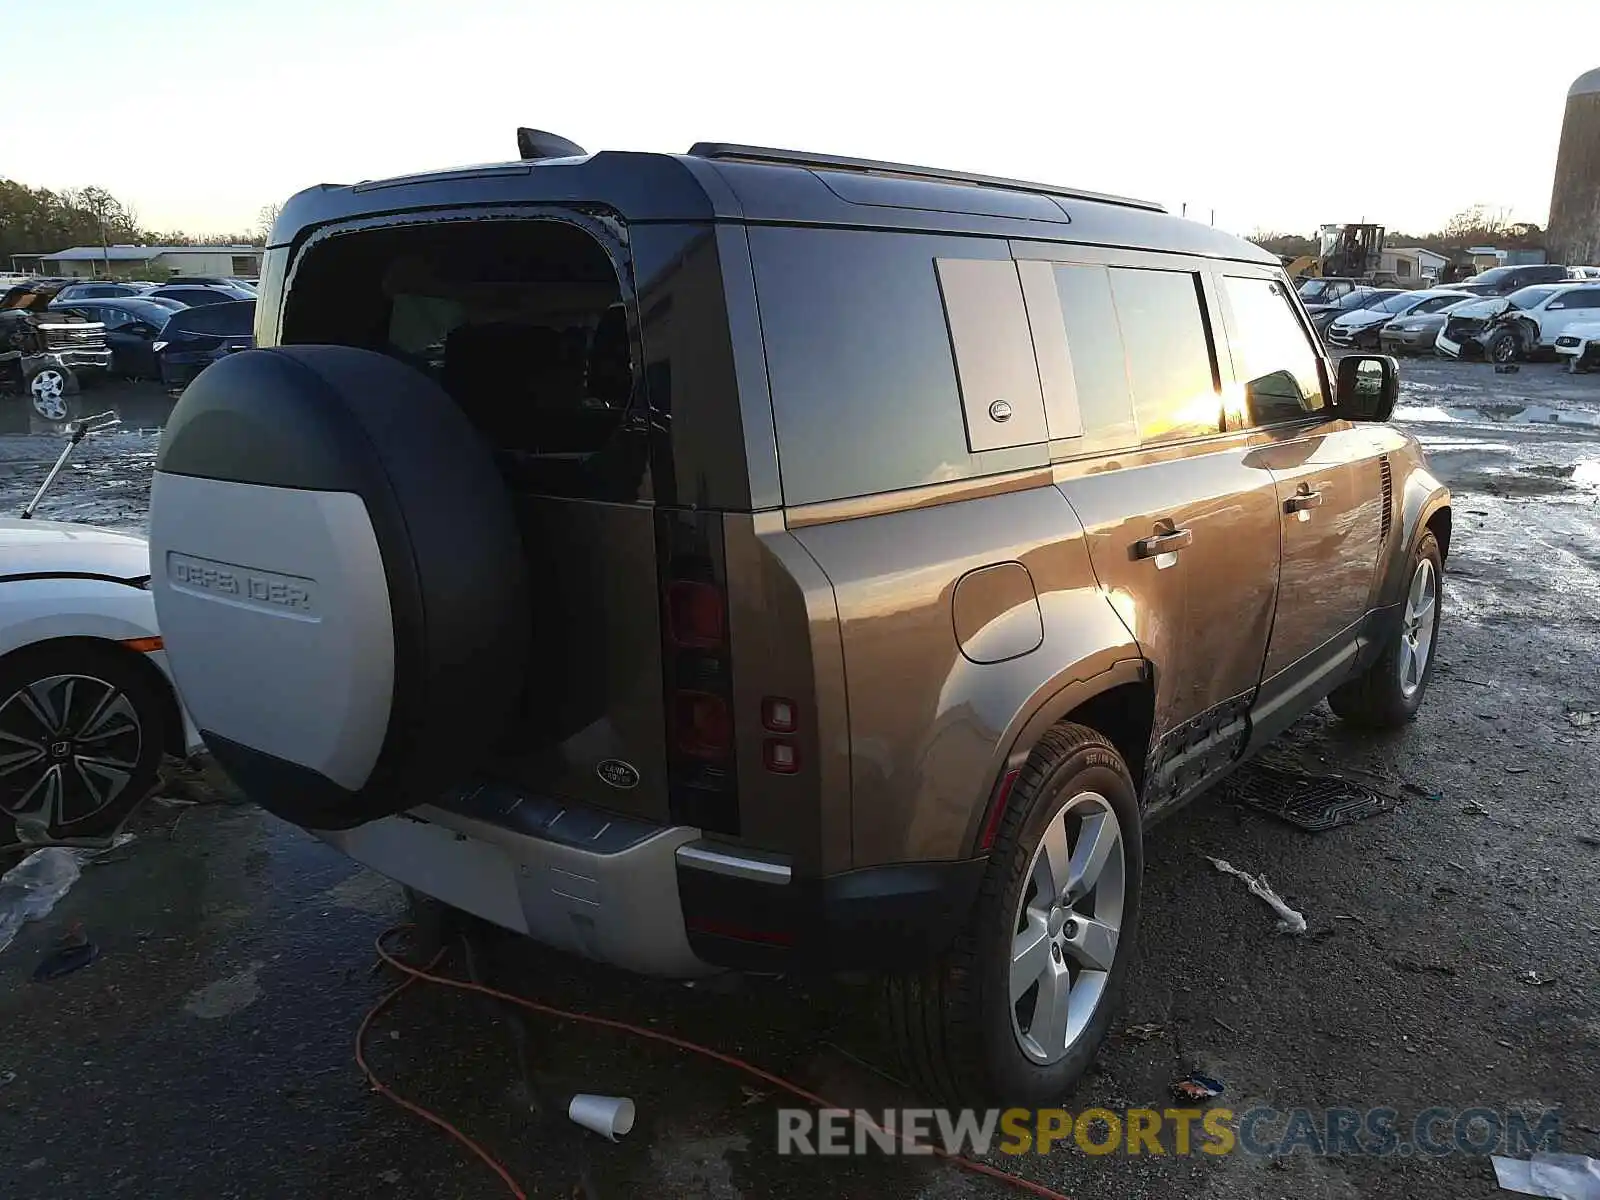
[{"left": 1, "top": 361, "right": 1597, "bottom": 1200}]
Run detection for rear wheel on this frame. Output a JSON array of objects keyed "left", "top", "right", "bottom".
[
  {"left": 1329, "top": 531, "right": 1443, "bottom": 728},
  {"left": 0, "top": 642, "right": 168, "bottom": 840},
  {"left": 883, "top": 724, "right": 1142, "bottom": 1104}
]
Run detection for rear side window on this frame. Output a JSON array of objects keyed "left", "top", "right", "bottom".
[
  {"left": 750, "top": 227, "right": 1044, "bottom": 507},
  {"left": 1218, "top": 276, "right": 1326, "bottom": 427},
  {"left": 169, "top": 301, "right": 255, "bottom": 335},
  {"left": 1044, "top": 263, "right": 1137, "bottom": 448},
  {"left": 1107, "top": 267, "right": 1219, "bottom": 445}
]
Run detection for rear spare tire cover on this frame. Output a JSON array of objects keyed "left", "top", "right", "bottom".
[{"left": 149, "top": 345, "right": 530, "bottom": 828}]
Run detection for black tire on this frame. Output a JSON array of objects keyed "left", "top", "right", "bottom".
[
  {"left": 1486, "top": 331, "right": 1520, "bottom": 364},
  {"left": 0, "top": 641, "right": 169, "bottom": 840},
  {"left": 1329, "top": 531, "right": 1444, "bottom": 728},
  {"left": 883, "top": 723, "right": 1143, "bottom": 1105}
]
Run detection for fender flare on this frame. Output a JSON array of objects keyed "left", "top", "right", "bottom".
[{"left": 961, "top": 655, "right": 1150, "bottom": 855}]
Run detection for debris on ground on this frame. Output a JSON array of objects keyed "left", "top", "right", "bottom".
[
  {"left": 1401, "top": 781, "right": 1444, "bottom": 801},
  {"left": 1123, "top": 1022, "right": 1166, "bottom": 1042},
  {"left": 1520, "top": 970, "right": 1557, "bottom": 987},
  {"left": 1170, "top": 1072, "right": 1225, "bottom": 1103},
  {"left": 1492, "top": 1150, "right": 1600, "bottom": 1197},
  {"left": 0, "top": 1070, "right": 15, "bottom": 1087},
  {"left": 32, "top": 938, "right": 99, "bottom": 981},
  {"left": 1577, "top": 833, "right": 1600, "bottom": 848},
  {"left": 1204, "top": 856, "right": 1308, "bottom": 935},
  {"left": 1223, "top": 762, "right": 1403, "bottom": 831},
  {"left": 1505, "top": 765, "right": 1532, "bottom": 774},
  {"left": 0, "top": 846, "right": 97, "bottom": 954},
  {"left": 1567, "top": 710, "right": 1598, "bottom": 731}
]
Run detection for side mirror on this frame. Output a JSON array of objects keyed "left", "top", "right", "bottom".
[{"left": 1335, "top": 354, "right": 1399, "bottom": 421}]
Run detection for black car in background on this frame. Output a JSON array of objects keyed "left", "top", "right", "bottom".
[
  {"left": 155, "top": 299, "right": 255, "bottom": 391},
  {"left": 1455, "top": 264, "right": 1576, "bottom": 296},
  {"left": 49, "top": 296, "right": 176, "bottom": 380},
  {"left": 148, "top": 284, "right": 247, "bottom": 307},
  {"left": 53, "top": 281, "right": 155, "bottom": 302}
]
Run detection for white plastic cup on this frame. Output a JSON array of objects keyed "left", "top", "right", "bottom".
[{"left": 567, "top": 1094, "right": 636, "bottom": 1142}]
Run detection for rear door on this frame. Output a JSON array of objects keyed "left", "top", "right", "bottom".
[
  {"left": 1017, "top": 245, "right": 1282, "bottom": 812},
  {"left": 1213, "top": 269, "right": 1386, "bottom": 745},
  {"left": 1538, "top": 286, "right": 1600, "bottom": 345}
]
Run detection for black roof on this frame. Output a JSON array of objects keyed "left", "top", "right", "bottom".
[{"left": 270, "top": 143, "right": 1276, "bottom": 266}]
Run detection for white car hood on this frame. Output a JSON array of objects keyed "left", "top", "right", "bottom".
[
  {"left": 1331, "top": 310, "right": 1393, "bottom": 331},
  {"left": 0, "top": 518, "right": 150, "bottom": 580}
]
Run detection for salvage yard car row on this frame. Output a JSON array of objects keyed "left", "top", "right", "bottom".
[
  {"left": 1297, "top": 270, "right": 1600, "bottom": 371},
  {"left": 0, "top": 277, "right": 258, "bottom": 418}
]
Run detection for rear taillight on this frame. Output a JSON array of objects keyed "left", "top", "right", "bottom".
[
  {"left": 659, "top": 514, "right": 740, "bottom": 833},
  {"left": 674, "top": 690, "right": 732, "bottom": 757},
  {"left": 668, "top": 581, "right": 725, "bottom": 647},
  {"left": 761, "top": 696, "right": 800, "bottom": 774}
]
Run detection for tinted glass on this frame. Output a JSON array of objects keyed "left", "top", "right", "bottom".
[
  {"left": 1220, "top": 276, "right": 1326, "bottom": 426},
  {"left": 1373, "top": 293, "right": 1420, "bottom": 314},
  {"left": 1049, "top": 264, "right": 1137, "bottom": 448},
  {"left": 167, "top": 299, "right": 256, "bottom": 335},
  {"left": 156, "top": 287, "right": 230, "bottom": 306},
  {"left": 1565, "top": 288, "right": 1600, "bottom": 310},
  {"left": 1507, "top": 286, "right": 1558, "bottom": 310},
  {"left": 1414, "top": 294, "right": 1468, "bottom": 314},
  {"left": 1107, "top": 267, "right": 1219, "bottom": 444},
  {"left": 751, "top": 226, "right": 1042, "bottom": 506}
]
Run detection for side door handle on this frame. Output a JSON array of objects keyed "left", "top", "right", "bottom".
[
  {"left": 1284, "top": 487, "right": 1324, "bottom": 514},
  {"left": 1133, "top": 527, "right": 1193, "bottom": 559}
]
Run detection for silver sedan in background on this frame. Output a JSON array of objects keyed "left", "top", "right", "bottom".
[{"left": 1379, "top": 295, "right": 1480, "bottom": 355}]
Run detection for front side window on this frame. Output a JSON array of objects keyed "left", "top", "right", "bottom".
[
  {"left": 1107, "top": 267, "right": 1220, "bottom": 445},
  {"left": 1220, "top": 275, "right": 1327, "bottom": 427}
]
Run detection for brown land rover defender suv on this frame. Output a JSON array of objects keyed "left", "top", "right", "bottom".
[{"left": 147, "top": 133, "right": 1451, "bottom": 1105}]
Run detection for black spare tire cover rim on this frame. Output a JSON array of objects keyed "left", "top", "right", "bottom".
[{"left": 150, "top": 345, "right": 531, "bottom": 829}]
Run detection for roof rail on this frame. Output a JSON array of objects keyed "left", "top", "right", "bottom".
[{"left": 686, "top": 143, "right": 1165, "bottom": 214}]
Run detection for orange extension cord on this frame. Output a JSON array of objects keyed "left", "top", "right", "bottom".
[{"left": 356, "top": 926, "right": 1075, "bottom": 1200}]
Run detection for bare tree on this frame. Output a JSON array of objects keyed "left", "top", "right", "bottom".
[{"left": 255, "top": 202, "right": 283, "bottom": 243}]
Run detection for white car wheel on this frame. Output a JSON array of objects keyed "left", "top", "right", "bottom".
[{"left": 28, "top": 368, "right": 70, "bottom": 421}]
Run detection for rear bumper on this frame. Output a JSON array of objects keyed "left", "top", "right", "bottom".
[{"left": 314, "top": 785, "right": 984, "bottom": 978}]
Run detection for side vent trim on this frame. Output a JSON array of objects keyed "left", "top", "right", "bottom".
[{"left": 1379, "top": 455, "right": 1394, "bottom": 543}]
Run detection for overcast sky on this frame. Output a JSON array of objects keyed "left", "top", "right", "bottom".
[{"left": 4, "top": 0, "right": 1594, "bottom": 239}]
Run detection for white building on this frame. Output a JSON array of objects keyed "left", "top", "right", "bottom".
[
  {"left": 1380, "top": 246, "right": 1448, "bottom": 284},
  {"left": 35, "top": 244, "right": 262, "bottom": 280}
]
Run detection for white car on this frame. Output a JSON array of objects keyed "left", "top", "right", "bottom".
[
  {"left": 1325, "top": 289, "right": 1473, "bottom": 349},
  {"left": 1554, "top": 319, "right": 1600, "bottom": 372},
  {"left": 0, "top": 415, "right": 198, "bottom": 843},
  {"left": 1436, "top": 282, "right": 1600, "bottom": 361}
]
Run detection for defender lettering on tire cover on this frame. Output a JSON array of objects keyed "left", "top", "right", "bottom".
[{"left": 149, "top": 345, "right": 531, "bottom": 830}]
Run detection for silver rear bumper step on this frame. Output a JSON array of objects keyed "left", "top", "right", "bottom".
[{"left": 314, "top": 803, "right": 791, "bottom": 979}]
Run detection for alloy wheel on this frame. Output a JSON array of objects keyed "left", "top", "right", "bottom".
[
  {"left": 1397, "top": 558, "right": 1437, "bottom": 699},
  {"left": 1008, "top": 789, "right": 1126, "bottom": 1065},
  {"left": 30, "top": 370, "right": 68, "bottom": 421},
  {"left": 0, "top": 674, "right": 143, "bottom": 828}
]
